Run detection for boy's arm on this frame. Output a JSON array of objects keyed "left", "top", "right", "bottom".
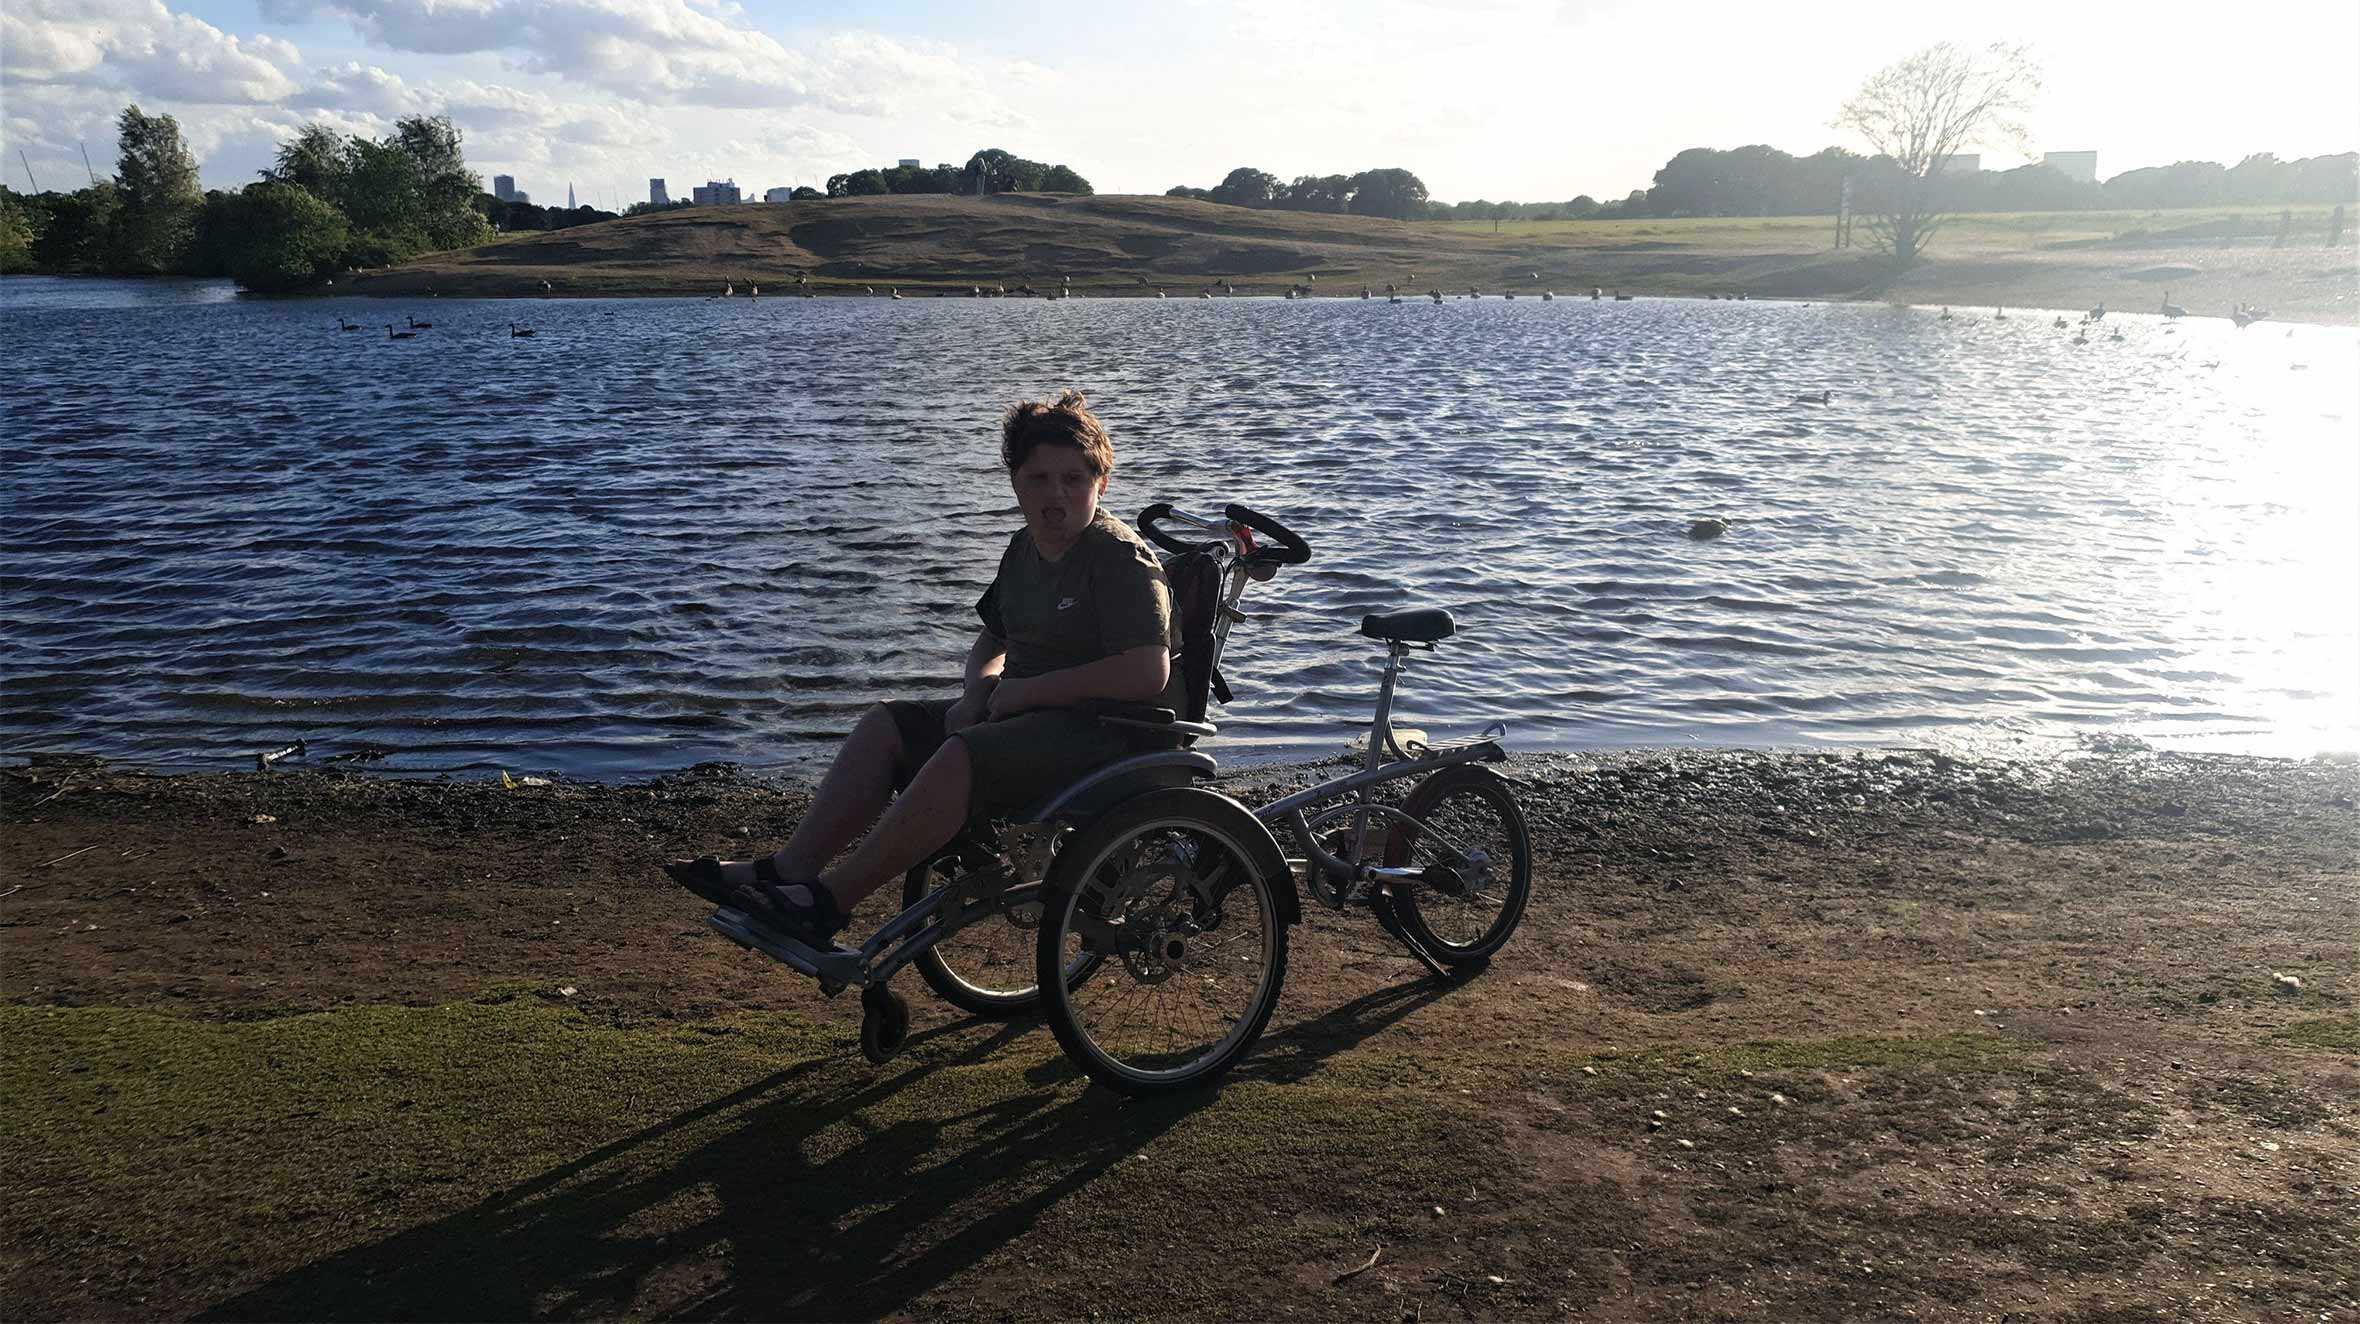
[
  {"left": 987, "top": 644, "right": 1170, "bottom": 717},
  {"left": 947, "top": 629, "right": 1007, "bottom": 733}
]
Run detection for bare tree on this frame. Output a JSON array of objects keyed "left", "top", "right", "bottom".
[{"left": 1836, "top": 42, "right": 2040, "bottom": 268}]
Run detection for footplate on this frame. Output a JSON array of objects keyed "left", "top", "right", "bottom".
[{"left": 708, "top": 908, "right": 866, "bottom": 993}]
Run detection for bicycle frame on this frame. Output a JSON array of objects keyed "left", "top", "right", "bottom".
[{"left": 1253, "top": 635, "right": 1508, "bottom": 904}]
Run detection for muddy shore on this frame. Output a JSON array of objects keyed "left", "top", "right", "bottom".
[{"left": 4, "top": 746, "right": 2355, "bottom": 1320}]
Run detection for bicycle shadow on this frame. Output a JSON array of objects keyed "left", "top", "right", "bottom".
[{"left": 196, "top": 971, "right": 1479, "bottom": 1321}]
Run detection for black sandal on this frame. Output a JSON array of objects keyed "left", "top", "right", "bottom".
[
  {"left": 734, "top": 862, "right": 849, "bottom": 946},
  {"left": 662, "top": 855, "right": 744, "bottom": 907}
]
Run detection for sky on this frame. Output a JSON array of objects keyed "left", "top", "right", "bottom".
[{"left": 5, "top": 0, "right": 2356, "bottom": 209}]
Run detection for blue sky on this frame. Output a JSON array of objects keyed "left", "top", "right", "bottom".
[{"left": 6, "top": 0, "right": 2356, "bottom": 208}]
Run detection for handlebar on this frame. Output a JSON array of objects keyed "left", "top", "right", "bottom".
[{"left": 1138, "top": 503, "right": 1312, "bottom": 567}]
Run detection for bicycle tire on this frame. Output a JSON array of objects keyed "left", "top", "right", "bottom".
[
  {"left": 1036, "top": 788, "right": 1289, "bottom": 1095},
  {"left": 1385, "top": 764, "right": 1531, "bottom": 964},
  {"left": 903, "top": 860, "right": 1071, "bottom": 1018}
]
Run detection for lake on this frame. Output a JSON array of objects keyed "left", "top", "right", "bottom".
[{"left": 3, "top": 276, "right": 2354, "bottom": 777}]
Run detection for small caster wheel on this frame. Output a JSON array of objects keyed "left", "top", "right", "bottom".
[{"left": 859, "top": 984, "right": 911, "bottom": 1064}]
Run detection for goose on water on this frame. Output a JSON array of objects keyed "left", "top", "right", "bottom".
[
  {"left": 511, "top": 323, "right": 536, "bottom": 338},
  {"left": 2160, "top": 291, "right": 2186, "bottom": 319},
  {"left": 2231, "top": 302, "right": 2269, "bottom": 328},
  {"left": 1793, "top": 390, "right": 1832, "bottom": 405},
  {"left": 337, "top": 318, "right": 361, "bottom": 332},
  {"left": 406, "top": 315, "right": 433, "bottom": 329},
  {"left": 386, "top": 325, "right": 418, "bottom": 340}
]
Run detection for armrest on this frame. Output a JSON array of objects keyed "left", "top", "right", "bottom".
[{"left": 1089, "top": 702, "right": 1217, "bottom": 741}]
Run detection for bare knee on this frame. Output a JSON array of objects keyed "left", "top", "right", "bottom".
[{"left": 854, "top": 703, "right": 904, "bottom": 763}]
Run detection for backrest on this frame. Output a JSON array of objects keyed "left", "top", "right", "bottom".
[{"left": 1161, "top": 547, "right": 1224, "bottom": 725}]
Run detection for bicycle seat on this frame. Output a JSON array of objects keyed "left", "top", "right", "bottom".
[{"left": 1360, "top": 607, "right": 1455, "bottom": 643}]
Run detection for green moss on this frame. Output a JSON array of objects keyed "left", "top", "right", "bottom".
[
  {"left": 0, "top": 998, "right": 1494, "bottom": 1321},
  {"left": 2274, "top": 1016, "right": 2359, "bottom": 1053}
]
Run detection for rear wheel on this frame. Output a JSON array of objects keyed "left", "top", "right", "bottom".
[
  {"left": 904, "top": 857, "right": 1088, "bottom": 1018},
  {"left": 1037, "top": 789, "right": 1288, "bottom": 1095},
  {"left": 1383, "top": 765, "right": 1531, "bottom": 964}
]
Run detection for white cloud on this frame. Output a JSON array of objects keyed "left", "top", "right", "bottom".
[
  {"left": 280, "top": 0, "right": 1020, "bottom": 116},
  {"left": 2, "top": 0, "right": 302, "bottom": 104}
]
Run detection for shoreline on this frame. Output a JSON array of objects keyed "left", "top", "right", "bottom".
[
  {"left": 4, "top": 742, "right": 2355, "bottom": 1318},
  {"left": 11, "top": 268, "right": 2354, "bottom": 327}
]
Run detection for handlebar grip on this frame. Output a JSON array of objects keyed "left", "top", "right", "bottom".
[
  {"left": 1136, "top": 503, "right": 1203, "bottom": 556},
  {"left": 1225, "top": 503, "right": 1312, "bottom": 565}
]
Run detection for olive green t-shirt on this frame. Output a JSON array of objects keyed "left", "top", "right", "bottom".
[{"left": 976, "top": 511, "right": 1178, "bottom": 703}]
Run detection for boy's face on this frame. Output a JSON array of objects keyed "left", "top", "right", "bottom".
[{"left": 1011, "top": 442, "right": 1107, "bottom": 553}]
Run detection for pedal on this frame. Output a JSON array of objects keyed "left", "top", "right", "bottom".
[
  {"left": 1368, "top": 886, "right": 1451, "bottom": 980},
  {"left": 708, "top": 908, "right": 865, "bottom": 987}
]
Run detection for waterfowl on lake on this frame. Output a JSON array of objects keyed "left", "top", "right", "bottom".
[
  {"left": 2052, "top": 315, "right": 2071, "bottom": 328},
  {"left": 1994, "top": 306, "right": 2007, "bottom": 320},
  {"left": 1541, "top": 291, "right": 1553, "bottom": 301},
  {"left": 1688, "top": 518, "right": 1729, "bottom": 540},
  {"left": 2109, "top": 326, "right": 2125, "bottom": 341},
  {"left": 2160, "top": 291, "right": 2186, "bottom": 319},
  {"left": 1613, "top": 291, "right": 1633, "bottom": 301},
  {"left": 1591, "top": 287, "right": 1603, "bottom": 299},
  {"left": 337, "top": 318, "right": 361, "bottom": 331},
  {"left": 891, "top": 288, "right": 903, "bottom": 300},
  {"left": 1792, "top": 390, "right": 1832, "bottom": 405},
  {"left": 2085, "top": 303, "right": 2105, "bottom": 321},
  {"left": 1939, "top": 307, "right": 1952, "bottom": 320},
  {"left": 2231, "top": 302, "right": 2269, "bottom": 328},
  {"left": 386, "top": 325, "right": 418, "bottom": 340},
  {"left": 511, "top": 323, "right": 535, "bottom": 338},
  {"left": 406, "top": 315, "right": 432, "bottom": 329}
]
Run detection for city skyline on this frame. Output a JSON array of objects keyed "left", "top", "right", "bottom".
[{"left": 4, "top": 1, "right": 2355, "bottom": 207}]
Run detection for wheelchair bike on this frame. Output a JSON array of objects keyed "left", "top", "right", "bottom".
[{"left": 705, "top": 502, "right": 1531, "bottom": 1095}]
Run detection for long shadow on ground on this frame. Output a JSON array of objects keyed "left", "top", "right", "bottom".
[{"left": 197, "top": 972, "right": 1469, "bottom": 1321}]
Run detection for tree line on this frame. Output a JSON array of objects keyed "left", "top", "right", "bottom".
[
  {"left": 1164, "top": 167, "right": 1431, "bottom": 220},
  {"left": 1164, "top": 148, "right": 2357, "bottom": 227},
  {"left": 825, "top": 149, "right": 1092, "bottom": 198},
  {"left": 0, "top": 106, "right": 620, "bottom": 291}
]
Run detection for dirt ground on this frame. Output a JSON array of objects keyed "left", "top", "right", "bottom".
[{"left": 3, "top": 746, "right": 2355, "bottom": 1321}]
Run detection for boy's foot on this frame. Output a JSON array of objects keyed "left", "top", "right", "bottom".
[
  {"left": 733, "top": 871, "right": 850, "bottom": 948},
  {"left": 663, "top": 855, "right": 761, "bottom": 906}
]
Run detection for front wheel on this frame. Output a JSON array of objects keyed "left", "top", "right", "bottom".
[
  {"left": 1384, "top": 765, "right": 1531, "bottom": 964},
  {"left": 1037, "top": 789, "right": 1289, "bottom": 1095}
]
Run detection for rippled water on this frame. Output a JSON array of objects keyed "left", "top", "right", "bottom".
[{"left": 4, "top": 276, "right": 2355, "bottom": 776}]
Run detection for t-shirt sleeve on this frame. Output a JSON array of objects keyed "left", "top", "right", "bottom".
[
  {"left": 1093, "top": 535, "right": 1174, "bottom": 655},
  {"left": 975, "top": 580, "right": 1004, "bottom": 639},
  {"left": 975, "top": 533, "right": 1018, "bottom": 639}
]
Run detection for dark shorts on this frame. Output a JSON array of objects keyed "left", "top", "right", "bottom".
[{"left": 882, "top": 697, "right": 1136, "bottom": 820}]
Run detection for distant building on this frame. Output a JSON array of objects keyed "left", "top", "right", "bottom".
[
  {"left": 692, "top": 179, "right": 741, "bottom": 205},
  {"left": 1932, "top": 153, "right": 1982, "bottom": 176},
  {"left": 764, "top": 186, "right": 794, "bottom": 202},
  {"left": 897, "top": 158, "right": 921, "bottom": 169},
  {"left": 493, "top": 174, "right": 519, "bottom": 202},
  {"left": 2041, "top": 151, "right": 2099, "bottom": 184},
  {"left": 649, "top": 178, "right": 671, "bottom": 206},
  {"left": 567, "top": 182, "right": 576, "bottom": 210}
]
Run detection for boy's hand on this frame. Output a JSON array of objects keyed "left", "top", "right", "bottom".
[
  {"left": 947, "top": 676, "right": 999, "bottom": 734},
  {"left": 984, "top": 675, "right": 1037, "bottom": 720}
]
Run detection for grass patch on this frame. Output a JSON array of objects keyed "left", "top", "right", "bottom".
[
  {"left": 0, "top": 998, "right": 1494, "bottom": 1321},
  {"left": 2275, "top": 1015, "right": 2360, "bottom": 1053}
]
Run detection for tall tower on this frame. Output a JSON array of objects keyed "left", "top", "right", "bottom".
[
  {"left": 650, "top": 178, "right": 669, "bottom": 206},
  {"left": 568, "top": 182, "right": 576, "bottom": 209}
]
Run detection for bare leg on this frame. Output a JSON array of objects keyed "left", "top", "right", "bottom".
[
  {"left": 774, "top": 704, "right": 905, "bottom": 879},
  {"left": 667, "top": 704, "right": 903, "bottom": 889},
  {"left": 813, "top": 737, "right": 973, "bottom": 912}
]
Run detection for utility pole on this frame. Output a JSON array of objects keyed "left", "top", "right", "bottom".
[{"left": 18, "top": 148, "right": 38, "bottom": 192}]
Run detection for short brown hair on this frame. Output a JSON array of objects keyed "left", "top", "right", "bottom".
[{"left": 1001, "top": 389, "right": 1113, "bottom": 477}]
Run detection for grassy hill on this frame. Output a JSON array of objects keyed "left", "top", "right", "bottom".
[{"left": 350, "top": 193, "right": 2360, "bottom": 322}]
